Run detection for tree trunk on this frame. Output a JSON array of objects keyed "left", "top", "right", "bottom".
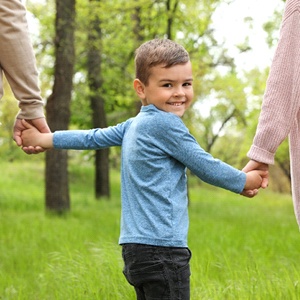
[
  {"left": 45, "top": 0, "right": 75, "bottom": 212},
  {"left": 131, "top": 2, "right": 143, "bottom": 115},
  {"left": 88, "top": 0, "right": 110, "bottom": 198},
  {"left": 165, "top": 0, "right": 179, "bottom": 40}
]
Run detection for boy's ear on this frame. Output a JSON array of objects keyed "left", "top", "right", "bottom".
[{"left": 133, "top": 79, "right": 145, "bottom": 99}]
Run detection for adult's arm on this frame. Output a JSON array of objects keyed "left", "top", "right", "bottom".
[
  {"left": 247, "top": 0, "right": 300, "bottom": 164},
  {"left": 0, "top": 0, "right": 45, "bottom": 120}
]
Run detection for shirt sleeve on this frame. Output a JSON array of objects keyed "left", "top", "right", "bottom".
[
  {"left": 53, "top": 119, "right": 132, "bottom": 149},
  {"left": 247, "top": 1, "right": 300, "bottom": 164},
  {"left": 151, "top": 113, "right": 246, "bottom": 194}
]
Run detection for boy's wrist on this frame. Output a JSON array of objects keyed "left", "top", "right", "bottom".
[{"left": 40, "top": 133, "right": 54, "bottom": 149}]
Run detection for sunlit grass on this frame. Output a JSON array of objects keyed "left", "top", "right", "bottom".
[{"left": 0, "top": 159, "right": 300, "bottom": 299}]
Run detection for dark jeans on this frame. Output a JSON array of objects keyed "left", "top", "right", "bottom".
[{"left": 122, "top": 244, "right": 191, "bottom": 300}]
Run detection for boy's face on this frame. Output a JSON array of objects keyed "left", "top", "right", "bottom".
[{"left": 134, "top": 61, "right": 193, "bottom": 117}]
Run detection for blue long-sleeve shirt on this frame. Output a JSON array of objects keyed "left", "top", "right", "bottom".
[{"left": 54, "top": 105, "right": 246, "bottom": 247}]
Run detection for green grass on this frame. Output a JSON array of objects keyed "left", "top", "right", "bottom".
[{"left": 0, "top": 158, "right": 300, "bottom": 299}]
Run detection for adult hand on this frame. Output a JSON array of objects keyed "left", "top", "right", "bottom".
[
  {"left": 243, "top": 160, "right": 269, "bottom": 188},
  {"left": 13, "top": 117, "right": 51, "bottom": 154}
]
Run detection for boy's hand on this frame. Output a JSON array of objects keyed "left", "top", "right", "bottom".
[
  {"left": 21, "top": 119, "right": 53, "bottom": 150},
  {"left": 14, "top": 117, "right": 50, "bottom": 154},
  {"left": 244, "top": 170, "right": 268, "bottom": 190},
  {"left": 243, "top": 160, "right": 269, "bottom": 188},
  {"left": 21, "top": 119, "right": 41, "bottom": 148},
  {"left": 240, "top": 169, "right": 268, "bottom": 198},
  {"left": 240, "top": 189, "right": 258, "bottom": 198}
]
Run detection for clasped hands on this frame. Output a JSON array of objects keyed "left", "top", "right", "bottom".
[
  {"left": 241, "top": 160, "right": 269, "bottom": 198},
  {"left": 13, "top": 117, "right": 50, "bottom": 154}
]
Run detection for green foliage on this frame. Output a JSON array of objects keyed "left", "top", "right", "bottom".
[
  {"left": 22, "top": 1, "right": 291, "bottom": 189},
  {"left": 0, "top": 79, "right": 22, "bottom": 160},
  {"left": 27, "top": 0, "right": 56, "bottom": 100},
  {"left": 186, "top": 71, "right": 248, "bottom": 162},
  {"left": 1, "top": 160, "right": 300, "bottom": 299},
  {"left": 27, "top": 0, "right": 230, "bottom": 128},
  {"left": 237, "top": 67, "right": 269, "bottom": 163},
  {"left": 263, "top": 2, "right": 285, "bottom": 48}
]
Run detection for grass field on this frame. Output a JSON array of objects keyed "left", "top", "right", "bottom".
[{"left": 0, "top": 158, "right": 300, "bottom": 299}]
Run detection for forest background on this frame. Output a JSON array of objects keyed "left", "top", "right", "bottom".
[
  {"left": 3, "top": 0, "right": 300, "bottom": 299},
  {"left": 0, "top": 0, "right": 289, "bottom": 210}
]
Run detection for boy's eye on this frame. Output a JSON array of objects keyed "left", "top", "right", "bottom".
[
  {"left": 183, "top": 82, "right": 192, "bottom": 86},
  {"left": 163, "top": 83, "right": 172, "bottom": 87}
]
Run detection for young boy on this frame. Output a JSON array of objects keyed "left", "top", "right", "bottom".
[{"left": 21, "top": 39, "right": 266, "bottom": 300}]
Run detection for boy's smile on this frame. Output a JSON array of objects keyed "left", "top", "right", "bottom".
[{"left": 134, "top": 62, "right": 194, "bottom": 117}]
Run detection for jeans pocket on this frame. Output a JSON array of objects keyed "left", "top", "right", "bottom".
[{"left": 123, "top": 259, "right": 165, "bottom": 286}]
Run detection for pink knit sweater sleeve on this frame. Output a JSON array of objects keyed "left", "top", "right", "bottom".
[{"left": 247, "top": 0, "right": 300, "bottom": 165}]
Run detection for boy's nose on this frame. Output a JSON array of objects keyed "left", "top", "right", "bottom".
[{"left": 173, "top": 88, "right": 185, "bottom": 97}]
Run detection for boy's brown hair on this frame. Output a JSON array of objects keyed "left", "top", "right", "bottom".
[{"left": 135, "top": 39, "right": 190, "bottom": 85}]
